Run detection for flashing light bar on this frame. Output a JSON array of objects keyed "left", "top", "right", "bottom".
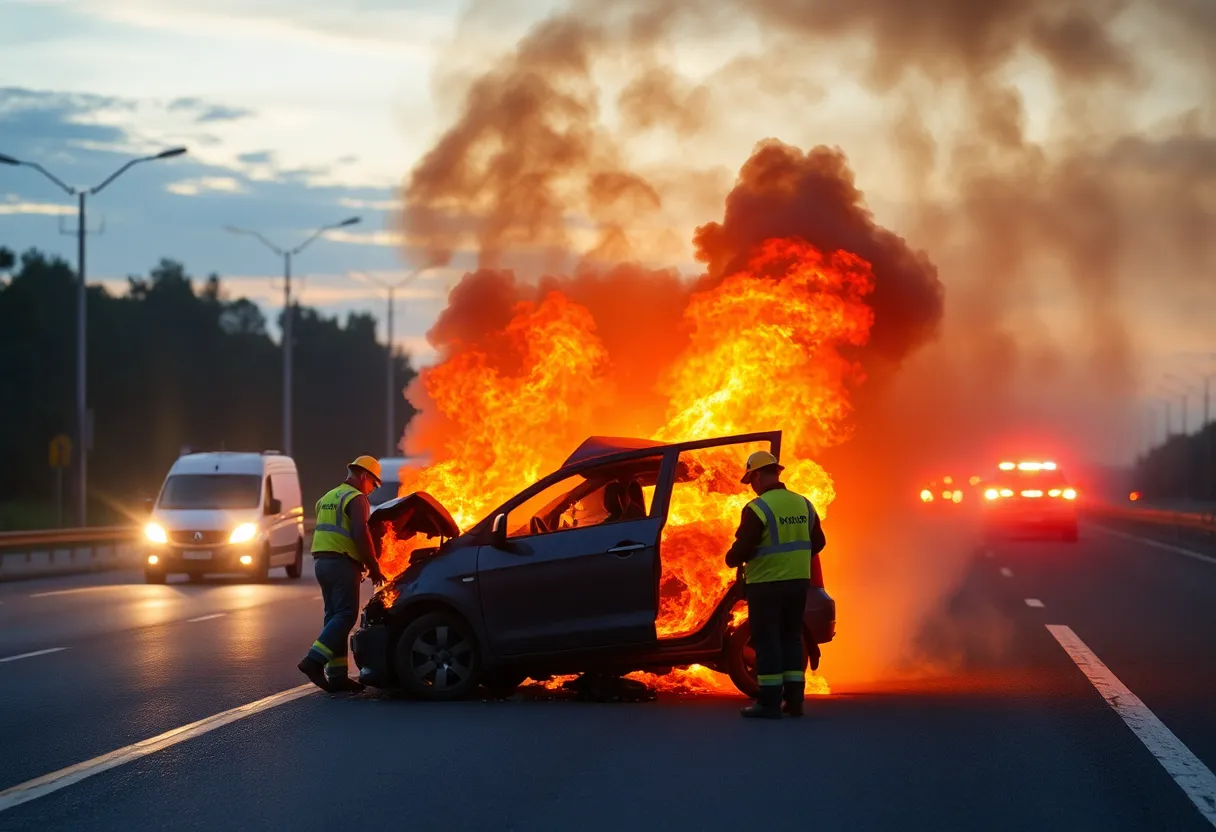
[
  {"left": 999, "top": 462, "right": 1015, "bottom": 471},
  {"left": 999, "top": 460, "right": 1058, "bottom": 472},
  {"left": 1022, "top": 489, "right": 1044, "bottom": 498}
]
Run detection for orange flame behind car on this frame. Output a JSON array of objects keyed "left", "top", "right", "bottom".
[{"left": 380, "top": 239, "right": 868, "bottom": 694}]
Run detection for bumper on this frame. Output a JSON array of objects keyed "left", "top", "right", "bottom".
[
  {"left": 144, "top": 544, "right": 261, "bottom": 573},
  {"left": 351, "top": 623, "right": 394, "bottom": 687}
]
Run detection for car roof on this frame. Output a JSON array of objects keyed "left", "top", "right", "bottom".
[
  {"left": 559, "top": 431, "right": 781, "bottom": 470},
  {"left": 171, "top": 452, "right": 269, "bottom": 475}
]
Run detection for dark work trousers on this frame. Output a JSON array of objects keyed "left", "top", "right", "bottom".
[
  {"left": 306, "top": 553, "right": 363, "bottom": 680},
  {"left": 747, "top": 578, "right": 810, "bottom": 703}
]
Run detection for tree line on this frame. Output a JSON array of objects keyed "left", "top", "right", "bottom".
[
  {"left": 1134, "top": 426, "right": 1216, "bottom": 503},
  {"left": 0, "top": 245, "right": 416, "bottom": 530}
]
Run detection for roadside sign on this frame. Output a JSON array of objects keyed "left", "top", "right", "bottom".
[{"left": 49, "top": 434, "right": 72, "bottom": 468}]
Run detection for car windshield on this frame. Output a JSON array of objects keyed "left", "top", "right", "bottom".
[
  {"left": 369, "top": 480, "right": 400, "bottom": 506},
  {"left": 159, "top": 474, "right": 262, "bottom": 509}
]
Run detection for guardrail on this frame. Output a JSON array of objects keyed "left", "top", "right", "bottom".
[
  {"left": 0, "top": 520, "right": 316, "bottom": 581},
  {"left": 1086, "top": 502, "right": 1216, "bottom": 549}
]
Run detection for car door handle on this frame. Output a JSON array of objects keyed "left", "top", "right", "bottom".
[{"left": 607, "top": 543, "right": 647, "bottom": 555}]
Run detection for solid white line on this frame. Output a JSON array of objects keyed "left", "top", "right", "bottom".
[
  {"left": 1046, "top": 624, "right": 1216, "bottom": 826},
  {"left": 1000, "top": 567, "right": 1014, "bottom": 578},
  {"left": 186, "top": 613, "right": 226, "bottom": 623},
  {"left": 0, "top": 683, "right": 316, "bottom": 813},
  {"left": 1025, "top": 598, "right": 1045, "bottom": 608},
  {"left": 0, "top": 648, "right": 67, "bottom": 664},
  {"left": 1090, "top": 525, "right": 1216, "bottom": 567}
]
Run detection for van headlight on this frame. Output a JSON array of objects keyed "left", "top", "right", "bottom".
[
  {"left": 229, "top": 523, "right": 259, "bottom": 544},
  {"left": 145, "top": 522, "right": 168, "bottom": 544}
]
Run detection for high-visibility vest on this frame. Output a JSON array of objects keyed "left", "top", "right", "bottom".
[
  {"left": 743, "top": 488, "right": 816, "bottom": 584},
  {"left": 312, "top": 483, "right": 363, "bottom": 563}
]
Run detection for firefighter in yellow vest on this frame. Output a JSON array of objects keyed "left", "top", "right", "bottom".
[
  {"left": 725, "top": 451, "right": 826, "bottom": 719},
  {"left": 298, "top": 455, "right": 386, "bottom": 693}
]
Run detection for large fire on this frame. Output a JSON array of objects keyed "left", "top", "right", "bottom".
[{"left": 381, "top": 237, "right": 875, "bottom": 694}]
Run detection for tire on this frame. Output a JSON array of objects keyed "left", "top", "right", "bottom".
[
  {"left": 725, "top": 618, "right": 809, "bottom": 699},
  {"left": 255, "top": 545, "right": 271, "bottom": 583},
  {"left": 285, "top": 539, "right": 303, "bottom": 579},
  {"left": 394, "top": 611, "right": 482, "bottom": 701},
  {"left": 145, "top": 568, "right": 166, "bottom": 585}
]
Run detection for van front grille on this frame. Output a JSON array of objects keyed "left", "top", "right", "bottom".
[{"left": 169, "top": 530, "right": 228, "bottom": 546}]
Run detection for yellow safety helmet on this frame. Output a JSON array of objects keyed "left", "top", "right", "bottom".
[
  {"left": 348, "top": 455, "right": 382, "bottom": 485},
  {"left": 741, "top": 450, "right": 784, "bottom": 484}
]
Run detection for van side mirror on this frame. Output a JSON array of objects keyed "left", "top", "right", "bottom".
[
  {"left": 267, "top": 498, "right": 282, "bottom": 516},
  {"left": 492, "top": 513, "right": 508, "bottom": 549}
]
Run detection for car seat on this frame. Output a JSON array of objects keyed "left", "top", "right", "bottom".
[
  {"left": 603, "top": 481, "right": 626, "bottom": 523},
  {"left": 623, "top": 479, "right": 647, "bottom": 519}
]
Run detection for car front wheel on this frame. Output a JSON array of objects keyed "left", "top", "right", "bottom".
[
  {"left": 394, "top": 611, "right": 482, "bottom": 701},
  {"left": 285, "top": 539, "right": 303, "bottom": 579},
  {"left": 725, "top": 618, "right": 808, "bottom": 699}
]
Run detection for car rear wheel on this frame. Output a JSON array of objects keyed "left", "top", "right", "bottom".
[
  {"left": 285, "top": 539, "right": 303, "bottom": 579},
  {"left": 394, "top": 612, "right": 482, "bottom": 701},
  {"left": 725, "top": 618, "right": 809, "bottom": 699}
]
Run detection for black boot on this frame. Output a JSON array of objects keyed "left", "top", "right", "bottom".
[
  {"left": 297, "top": 656, "right": 329, "bottom": 692},
  {"left": 741, "top": 685, "right": 783, "bottom": 719},
  {"left": 782, "top": 681, "right": 805, "bottom": 717},
  {"left": 326, "top": 675, "right": 365, "bottom": 693}
]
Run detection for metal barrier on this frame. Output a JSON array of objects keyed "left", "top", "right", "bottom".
[
  {"left": 1086, "top": 502, "right": 1216, "bottom": 548},
  {"left": 0, "top": 521, "right": 316, "bottom": 581}
]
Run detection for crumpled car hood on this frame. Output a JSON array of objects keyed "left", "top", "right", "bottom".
[{"left": 368, "top": 491, "right": 460, "bottom": 542}]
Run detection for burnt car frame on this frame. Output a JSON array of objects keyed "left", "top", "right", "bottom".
[{"left": 352, "top": 430, "right": 836, "bottom": 700}]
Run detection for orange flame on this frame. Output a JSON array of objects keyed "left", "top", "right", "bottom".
[{"left": 382, "top": 238, "right": 871, "bottom": 695}]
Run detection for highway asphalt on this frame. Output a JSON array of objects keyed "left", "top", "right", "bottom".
[{"left": 1, "top": 524, "right": 1214, "bottom": 831}]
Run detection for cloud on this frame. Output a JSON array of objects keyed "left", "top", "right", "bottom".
[
  {"left": 165, "top": 176, "right": 245, "bottom": 196},
  {"left": 237, "top": 150, "right": 275, "bottom": 165},
  {"left": 0, "top": 195, "right": 74, "bottom": 216},
  {"left": 169, "top": 97, "right": 255, "bottom": 123}
]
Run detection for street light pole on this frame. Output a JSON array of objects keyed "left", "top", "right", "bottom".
[
  {"left": 1, "top": 147, "right": 187, "bottom": 526},
  {"left": 225, "top": 217, "right": 361, "bottom": 456},
  {"left": 349, "top": 270, "right": 422, "bottom": 457}
]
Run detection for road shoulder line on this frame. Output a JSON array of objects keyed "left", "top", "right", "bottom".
[
  {"left": 1089, "top": 525, "right": 1216, "bottom": 566},
  {"left": 0, "top": 683, "right": 315, "bottom": 813},
  {"left": 1046, "top": 624, "right": 1216, "bottom": 827}
]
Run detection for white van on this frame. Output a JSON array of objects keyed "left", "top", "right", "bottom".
[{"left": 144, "top": 451, "right": 305, "bottom": 583}]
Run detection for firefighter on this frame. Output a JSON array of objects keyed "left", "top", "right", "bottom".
[
  {"left": 297, "top": 455, "right": 386, "bottom": 693},
  {"left": 725, "top": 450, "right": 826, "bottom": 719}
]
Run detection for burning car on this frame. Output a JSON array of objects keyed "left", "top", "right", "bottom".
[{"left": 352, "top": 430, "right": 836, "bottom": 700}]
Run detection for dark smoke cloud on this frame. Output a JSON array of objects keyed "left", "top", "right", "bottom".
[{"left": 692, "top": 141, "right": 944, "bottom": 365}]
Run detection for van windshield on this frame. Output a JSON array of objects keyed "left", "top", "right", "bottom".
[{"left": 159, "top": 474, "right": 262, "bottom": 510}]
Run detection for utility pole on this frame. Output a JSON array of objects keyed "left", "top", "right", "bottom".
[
  {"left": 349, "top": 270, "right": 423, "bottom": 457},
  {"left": 1, "top": 147, "right": 187, "bottom": 526},
  {"left": 225, "top": 217, "right": 361, "bottom": 457}
]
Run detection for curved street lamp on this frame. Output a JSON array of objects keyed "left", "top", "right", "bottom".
[
  {"left": 224, "top": 217, "right": 361, "bottom": 456},
  {"left": 0, "top": 147, "right": 188, "bottom": 526}
]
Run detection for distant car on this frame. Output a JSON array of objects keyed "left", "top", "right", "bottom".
[
  {"left": 919, "top": 476, "right": 966, "bottom": 508},
  {"left": 351, "top": 431, "right": 836, "bottom": 701},
  {"left": 143, "top": 451, "right": 305, "bottom": 582},
  {"left": 980, "top": 460, "right": 1078, "bottom": 542}
]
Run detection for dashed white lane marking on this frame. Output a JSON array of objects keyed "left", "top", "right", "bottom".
[
  {"left": 1090, "top": 525, "right": 1216, "bottom": 567},
  {"left": 0, "top": 683, "right": 315, "bottom": 813},
  {"left": 1000, "top": 567, "right": 1014, "bottom": 578},
  {"left": 0, "top": 648, "right": 67, "bottom": 664},
  {"left": 186, "top": 613, "right": 226, "bottom": 623},
  {"left": 28, "top": 587, "right": 107, "bottom": 598},
  {"left": 1047, "top": 624, "right": 1216, "bottom": 826},
  {"left": 1024, "top": 598, "right": 1045, "bottom": 608}
]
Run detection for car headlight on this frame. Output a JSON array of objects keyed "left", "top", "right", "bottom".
[
  {"left": 145, "top": 522, "right": 167, "bottom": 544},
  {"left": 229, "top": 523, "right": 259, "bottom": 544}
]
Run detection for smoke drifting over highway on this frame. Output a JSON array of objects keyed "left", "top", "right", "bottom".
[{"left": 396, "top": 0, "right": 1215, "bottom": 685}]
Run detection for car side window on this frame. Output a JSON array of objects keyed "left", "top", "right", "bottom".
[{"left": 506, "top": 456, "right": 662, "bottom": 539}]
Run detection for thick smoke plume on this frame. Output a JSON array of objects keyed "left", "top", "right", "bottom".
[{"left": 397, "top": 0, "right": 1216, "bottom": 687}]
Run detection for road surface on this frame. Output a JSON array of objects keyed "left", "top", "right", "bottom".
[{"left": 0, "top": 522, "right": 1214, "bottom": 831}]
